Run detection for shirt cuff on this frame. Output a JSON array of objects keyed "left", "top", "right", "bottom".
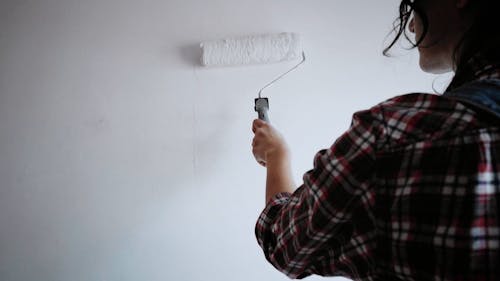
[
  {"left": 255, "top": 192, "right": 292, "bottom": 247},
  {"left": 267, "top": 192, "right": 292, "bottom": 206}
]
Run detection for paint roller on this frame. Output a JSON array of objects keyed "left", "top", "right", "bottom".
[{"left": 200, "top": 32, "right": 306, "bottom": 122}]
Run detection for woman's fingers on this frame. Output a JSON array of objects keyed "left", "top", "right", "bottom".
[{"left": 252, "top": 118, "right": 267, "bottom": 132}]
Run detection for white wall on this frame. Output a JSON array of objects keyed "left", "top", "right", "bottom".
[{"left": 0, "top": 0, "right": 452, "bottom": 280}]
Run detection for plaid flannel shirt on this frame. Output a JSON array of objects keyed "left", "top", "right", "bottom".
[{"left": 255, "top": 57, "right": 500, "bottom": 280}]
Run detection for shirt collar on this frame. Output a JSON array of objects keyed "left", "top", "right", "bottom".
[{"left": 445, "top": 54, "right": 500, "bottom": 92}]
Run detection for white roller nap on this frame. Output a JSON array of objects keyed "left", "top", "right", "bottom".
[{"left": 200, "top": 33, "right": 302, "bottom": 67}]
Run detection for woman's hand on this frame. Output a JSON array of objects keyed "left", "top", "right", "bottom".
[
  {"left": 252, "top": 119, "right": 295, "bottom": 203},
  {"left": 252, "top": 119, "right": 290, "bottom": 167}
]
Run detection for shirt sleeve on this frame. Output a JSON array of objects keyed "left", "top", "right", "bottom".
[{"left": 255, "top": 106, "right": 386, "bottom": 279}]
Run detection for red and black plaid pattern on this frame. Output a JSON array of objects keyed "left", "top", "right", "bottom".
[{"left": 256, "top": 62, "right": 500, "bottom": 280}]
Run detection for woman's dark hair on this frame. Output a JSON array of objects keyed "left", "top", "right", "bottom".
[
  {"left": 454, "top": 0, "right": 500, "bottom": 70},
  {"left": 384, "top": 0, "right": 500, "bottom": 75}
]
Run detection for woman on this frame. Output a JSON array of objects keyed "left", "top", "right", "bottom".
[{"left": 252, "top": 0, "right": 500, "bottom": 280}]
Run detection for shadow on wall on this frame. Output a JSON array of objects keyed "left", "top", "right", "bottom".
[{"left": 179, "top": 44, "right": 202, "bottom": 67}]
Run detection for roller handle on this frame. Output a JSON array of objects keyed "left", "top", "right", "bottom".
[{"left": 254, "top": 98, "right": 270, "bottom": 123}]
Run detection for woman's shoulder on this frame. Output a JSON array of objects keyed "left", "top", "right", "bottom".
[
  {"left": 377, "top": 92, "right": 448, "bottom": 109},
  {"left": 359, "top": 92, "right": 482, "bottom": 145}
]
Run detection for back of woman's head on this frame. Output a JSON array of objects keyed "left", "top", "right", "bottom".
[
  {"left": 384, "top": 0, "right": 500, "bottom": 71},
  {"left": 458, "top": 0, "right": 500, "bottom": 66}
]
